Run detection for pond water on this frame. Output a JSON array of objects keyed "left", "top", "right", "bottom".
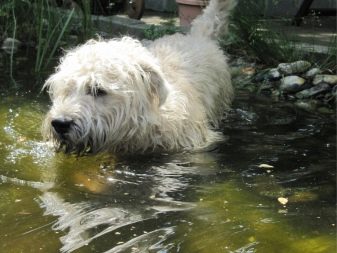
[{"left": 0, "top": 65, "right": 336, "bottom": 253}]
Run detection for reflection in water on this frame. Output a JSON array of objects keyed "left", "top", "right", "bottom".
[
  {"left": 103, "top": 227, "right": 176, "bottom": 253},
  {"left": 36, "top": 153, "right": 211, "bottom": 253},
  {"left": 39, "top": 191, "right": 177, "bottom": 253},
  {"left": 40, "top": 192, "right": 143, "bottom": 252},
  {"left": 0, "top": 92, "right": 335, "bottom": 253},
  {"left": 0, "top": 175, "right": 54, "bottom": 191}
]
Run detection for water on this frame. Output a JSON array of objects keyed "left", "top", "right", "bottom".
[{"left": 0, "top": 69, "right": 335, "bottom": 253}]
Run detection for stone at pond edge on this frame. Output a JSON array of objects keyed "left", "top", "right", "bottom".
[
  {"left": 295, "top": 100, "right": 318, "bottom": 112},
  {"left": 280, "top": 75, "right": 306, "bottom": 93},
  {"left": 304, "top": 68, "right": 321, "bottom": 78},
  {"left": 252, "top": 69, "right": 269, "bottom": 82},
  {"left": 313, "top": 75, "right": 337, "bottom": 85},
  {"left": 268, "top": 68, "right": 282, "bottom": 81},
  {"left": 278, "top": 61, "right": 311, "bottom": 75},
  {"left": 295, "top": 83, "right": 331, "bottom": 99},
  {"left": 317, "top": 107, "right": 334, "bottom": 114},
  {"left": 1, "top": 38, "right": 22, "bottom": 54},
  {"left": 253, "top": 68, "right": 282, "bottom": 83}
]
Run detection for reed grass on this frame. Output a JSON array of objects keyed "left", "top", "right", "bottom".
[
  {"left": 34, "top": 1, "right": 75, "bottom": 72},
  {"left": 9, "top": 6, "right": 17, "bottom": 86},
  {"left": 1, "top": 0, "right": 93, "bottom": 75}
]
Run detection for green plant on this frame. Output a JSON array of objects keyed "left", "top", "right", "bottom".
[
  {"left": 226, "top": 0, "right": 299, "bottom": 64},
  {"left": 79, "top": 0, "right": 93, "bottom": 40},
  {"left": 0, "top": 0, "right": 15, "bottom": 40},
  {"left": 144, "top": 18, "right": 180, "bottom": 40},
  {"left": 9, "top": 5, "right": 17, "bottom": 86},
  {"left": 34, "top": 0, "right": 75, "bottom": 72},
  {"left": 1, "top": 0, "right": 93, "bottom": 76},
  {"left": 320, "top": 35, "right": 337, "bottom": 72},
  {"left": 225, "top": 0, "right": 336, "bottom": 70}
]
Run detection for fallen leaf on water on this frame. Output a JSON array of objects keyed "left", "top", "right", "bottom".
[
  {"left": 258, "top": 164, "right": 274, "bottom": 169},
  {"left": 278, "top": 197, "right": 288, "bottom": 205}
]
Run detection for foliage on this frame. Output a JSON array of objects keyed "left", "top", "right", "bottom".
[
  {"left": 224, "top": 0, "right": 336, "bottom": 70},
  {"left": 0, "top": 0, "right": 93, "bottom": 74},
  {"left": 143, "top": 18, "right": 180, "bottom": 40},
  {"left": 144, "top": 24, "right": 179, "bottom": 40},
  {"left": 320, "top": 35, "right": 337, "bottom": 72},
  {"left": 34, "top": 1, "right": 75, "bottom": 72}
]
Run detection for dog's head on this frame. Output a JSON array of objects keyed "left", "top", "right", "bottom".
[{"left": 42, "top": 37, "right": 169, "bottom": 154}]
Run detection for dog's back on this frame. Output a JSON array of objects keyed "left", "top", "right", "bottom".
[{"left": 149, "top": 0, "right": 236, "bottom": 126}]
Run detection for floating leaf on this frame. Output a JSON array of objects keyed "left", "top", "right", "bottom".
[
  {"left": 258, "top": 164, "right": 274, "bottom": 169},
  {"left": 278, "top": 197, "right": 288, "bottom": 205}
]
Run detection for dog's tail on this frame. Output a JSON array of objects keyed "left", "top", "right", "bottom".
[{"left": 190, "top": 0, "right": 237, "bottom": 39}]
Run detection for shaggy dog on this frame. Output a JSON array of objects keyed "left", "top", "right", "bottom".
[{"left": 42, "top": 0, "right": 236, "bottom": 154}]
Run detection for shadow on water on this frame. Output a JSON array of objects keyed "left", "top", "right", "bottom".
[{"left": 0, "top": 62, "right": 335, "bottom": 252}]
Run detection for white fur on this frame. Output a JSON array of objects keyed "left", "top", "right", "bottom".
[{"left": 42, "top": 0, "right": 236, "bottom": 154}]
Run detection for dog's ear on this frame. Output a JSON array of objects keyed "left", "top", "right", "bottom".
[{"left": 142, "top": 66, "right": 169, "bottom": 107}]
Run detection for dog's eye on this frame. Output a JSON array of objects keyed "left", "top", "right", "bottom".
[
  {"left": 94, "top": 88, "right": 107, "bottom": 97},
  {"left": 87, "top": 87, "right": 107, "bottom": 97}
]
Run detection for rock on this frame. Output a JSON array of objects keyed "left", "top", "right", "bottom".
[
  {"left": 295, "top": 83, "right": 330, "bottom": 99},
  {"left": 295, "top": 100, "right": 317, "bottom": 112},
  {"left": 317, "top": 107, "right": 334, "bottom": 114},
  {"left": 304, "top": 68, "right": 321, "bottom": 78},
  {"left": 279, "top": 75, "right": 306, "bottom": 93},
  {"left": 313, "top": 75, "right": 337, "bottom": 85},
  {"left": 268, "top": 68, "right": 282, "bottom": 81},
  {"left": 252, "top": 69, "right": 270, "bottom": 82},
  {"left": 252, "top": 68, "right": 281, "bottom": 83},
  {"left": 1, "top": 37, "right": 22, "bottom": 54},
  {"left": 278, "top": 61, "right": 311, "bottom": 75}
]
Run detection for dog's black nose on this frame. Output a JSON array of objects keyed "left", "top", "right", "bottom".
[{"left": 51, "top": 118, "right": 73, "bottom": 134}]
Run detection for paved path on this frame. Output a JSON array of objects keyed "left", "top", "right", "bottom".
[{"left": 93, "top": 10, "right": 335, "bottom": 53}]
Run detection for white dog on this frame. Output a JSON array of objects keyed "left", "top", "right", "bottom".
[{"left": 42, "top": 0, "right": 236, "bottom": 154}]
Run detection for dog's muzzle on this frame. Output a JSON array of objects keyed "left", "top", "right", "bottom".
[{"left": 51, "top": 117, "right": 73, "bottom": 137}]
